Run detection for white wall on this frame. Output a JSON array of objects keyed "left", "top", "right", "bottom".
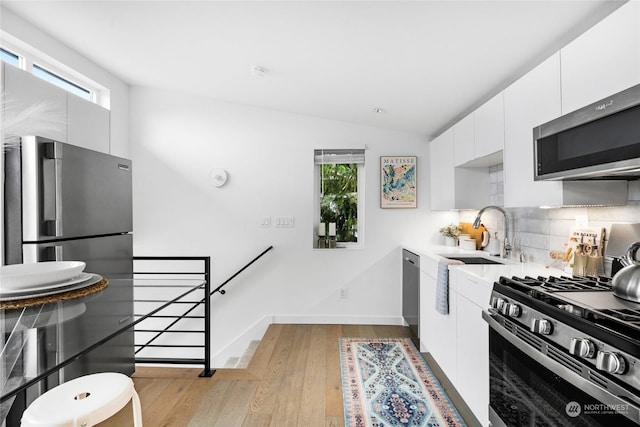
[
  {"left": 0, "top": 5, "right": 129, "bottom": 158},
  {"left": 129, "top": 86, "right": 440, "bottom": 361}
]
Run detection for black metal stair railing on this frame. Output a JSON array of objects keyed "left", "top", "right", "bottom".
[{"left": 132, "top": 246, "right": 273, "bottom": 378}]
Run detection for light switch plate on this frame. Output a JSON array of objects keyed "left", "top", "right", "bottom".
[
  {"left": 275, "top": 216, "right": 295, "bottom": 227},
  {"left": 259, "top": 217, "right": 271, "bottom": 227}
]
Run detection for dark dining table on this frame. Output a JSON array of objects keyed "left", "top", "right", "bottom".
[{"left": 1, "top": 277, "right": 206, "bottom": 424}]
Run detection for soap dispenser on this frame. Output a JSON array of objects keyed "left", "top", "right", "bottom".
[{"left": 488, "top": 232, "right": 501, "bottom": 257}]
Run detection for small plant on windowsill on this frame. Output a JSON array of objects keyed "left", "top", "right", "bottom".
[{"left": 439, "top": 224, "right": 461, "bottom": 244}]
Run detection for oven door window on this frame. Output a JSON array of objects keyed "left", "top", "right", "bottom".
[{"left": 490, "top": 330, "right": 638, "bottom": 427}]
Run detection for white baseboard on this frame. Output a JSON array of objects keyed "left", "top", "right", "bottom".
[
  {"left": 210, "top": 315, "right": 273, "bottom": 367},
  {"left": 210, "top": 314, "right": 405, "bottom": 368},
  {"left": 272, "top": 315, "right": 405, "bottom": 325}
]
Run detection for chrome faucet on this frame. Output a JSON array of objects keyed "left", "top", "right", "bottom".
[{"left": 473, "top": 206, "right": 512, "bottom": 259}]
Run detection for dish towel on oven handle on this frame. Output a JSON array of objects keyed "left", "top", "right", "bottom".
[{"left": 436, "top": 258, "right": 464, "bottom": 315}]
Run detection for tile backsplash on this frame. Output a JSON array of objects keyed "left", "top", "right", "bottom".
[
  {"left": 461, "top": 203, "right": 640, "bottom": 274},
  {"left": 461, "top": 204, "right": 640, "bottom": 273},
  {"left": 458, "top": 164, "right": 640, "bottom": 274},
  {"left": 489, "top": 164, "right": 504, "bottom": 207}
]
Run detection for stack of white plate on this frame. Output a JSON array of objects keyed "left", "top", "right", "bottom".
[{"left": 0, "top": 261, "right": 102, "bottom": 302}]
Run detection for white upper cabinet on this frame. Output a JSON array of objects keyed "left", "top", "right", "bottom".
[
  {"left": 453, "top": 114, "right": 474, "bottom": 166},
  {"left": 429, "top": 128, "right": 455, "bottom": 210},
  {"left": 560, "top": 1, "right": 640, "bottom": 114},
  {"left": 504, "top": 53, "right": 563, "bottom": 208},
  {"left": 2, "top": 64, "right": 111, "bottom": 154},
  {"left": 68, "top": 95, "right": 110, "bottom": 153},
  {"left": 3, "top": 64, "right": 67, "bottom": 143},
  {"left": 433, "top": 2, "right": 639, "bottom": 209},
  {"left": 430, "top": 127, "right": 490, "bottom": 210},
  {"left": 454, "top": 93, "right": 505, "bottom": 167},
  {"left": 474, "top": 92, "right": 504, "bottom": 159}
]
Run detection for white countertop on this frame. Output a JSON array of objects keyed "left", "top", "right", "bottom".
[{"left": 404, "top": 244, "right": 567, "bottom": 283}]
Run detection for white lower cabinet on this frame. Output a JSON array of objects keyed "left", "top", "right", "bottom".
[
  {"left": 431, "top": 284, "right": 457, "bottom": 384},
  {"left": 419, "top": 268, "right": 436, "bottom": 352},
  {"left": 455, "top": 292, "right": 489, "bottom": 426},
  {"left": 419, "top": 259, "right": 457, "bottom": 385},
  {"left": 452, "top": 269, "right": 492, "bottom": 426},
  {"left": 420, "top": 261, "right": 492, "bottom": 426}
]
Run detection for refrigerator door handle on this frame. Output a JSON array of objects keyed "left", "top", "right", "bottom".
[
  {"left": 44, "top": 142, "right": 63, "bottom": 237},
  {"left": 44, "top": 245, "right": 64, "bottom": 261}
]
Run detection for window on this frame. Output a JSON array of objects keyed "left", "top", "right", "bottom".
[
  {"left": 314, "top": 149, "right": 365, "bottom": 248},
  {"left": 32, "top": 64, "right": 92, "bottom": 101},
  {"left": 1, "top": 38, "right": 107, "bottom": 106},
  {"left": 0, "top": 47, "right": 20, "bottom": 67}
]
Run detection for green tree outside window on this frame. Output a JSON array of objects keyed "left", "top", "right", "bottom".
[{"left": 320, "top": 163, "right": 358, "bottom": 242}]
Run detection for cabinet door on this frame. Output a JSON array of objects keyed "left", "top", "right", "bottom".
[
  {"left": 474, "top": 92, "right": 504, "bottom": 159},
  {"left": 453, "top": 114, "right": 474, "bottom": 166},
  {"left": 3, "top": 64, "right": 67, "bottom": 142},
  {"left": 419, "top": 266, "right": 457, "bottom": 384},
  {"left": 419, "top": 269, "right": 436, "bottom": 353},
  {"left": 429, "top": 128, "right": 455, "bottom": 210},
  {"left": 68, "top": 94, "right": 110, "bottom": 153},
  {"left": 456, "top": 294, "right": 489, "bottom": 427},
  {"left": 504, "top": 53, "right": 563, "bottom": 207},
  {"left": 430, "top": 286, "right": 457, "bottom": 384},
  {"left": 560, "top": 1, "right": 640, "bottom": 113}
]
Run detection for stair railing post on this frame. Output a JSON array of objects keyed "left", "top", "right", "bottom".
[{"left": 200, "top": 256, "right": 215, "bottom": 377}]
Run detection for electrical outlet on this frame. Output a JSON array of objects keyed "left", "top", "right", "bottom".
[{"left": 340, "top": 288, "right": 348, "bottom": 299}]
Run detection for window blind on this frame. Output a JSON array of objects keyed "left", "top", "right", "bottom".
[{"left": 314, "top": 149, "right": 365, "bottom": 165}]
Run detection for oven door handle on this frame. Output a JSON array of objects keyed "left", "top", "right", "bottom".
[{"left": 482, "top": 310, "right": 640, "bottom": 423}]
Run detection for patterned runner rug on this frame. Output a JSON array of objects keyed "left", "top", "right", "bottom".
[{"left": 340, "top": 337, "right": 467, "bottom": 427}]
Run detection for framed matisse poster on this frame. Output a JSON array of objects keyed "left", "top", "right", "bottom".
[{"left": 380, "top": 156, "right": 417, "bottom": 208}]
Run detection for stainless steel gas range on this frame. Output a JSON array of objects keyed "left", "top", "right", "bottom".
[{"left": 483, "top": 275, "right": 640, "bottom": 426}]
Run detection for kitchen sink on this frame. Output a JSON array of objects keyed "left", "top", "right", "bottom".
[{"left": 441, "top": 256, "right": 504, "bottom": 265}]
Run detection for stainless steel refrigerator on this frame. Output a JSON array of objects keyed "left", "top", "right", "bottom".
[{"left": 3, "top": 135, "right": 134, "bottom": 398}]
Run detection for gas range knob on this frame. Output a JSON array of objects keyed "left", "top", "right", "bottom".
[
  {"left": 596, "top": 351, "right": 626, "bottom": 375},
  {"left": 500, "top": 303, "right": 521, "bottom": 318},
  {"left": 530, "top": 318, "right": 552, "bottom": 335},
  {"left": 507, "top": 304, "right": 521, "bottom": 318},
  {"left": 569, "top": 338, "right": 595, "bottom": 358},
  {"left": 491, "top": 297, "right": 506, "bottom": 310}
]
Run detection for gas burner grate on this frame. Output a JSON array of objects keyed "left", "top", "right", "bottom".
[
  {"left": 504, "top": 275, "right": 612, "bottom": 292},
  {"left": 540, "top": 275, "right": 612, "bottom": 292},
  {"left": 598, "top": 308, "right": 640, "bottom": 326}
]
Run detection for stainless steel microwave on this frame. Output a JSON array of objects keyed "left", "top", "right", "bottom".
[{"left": 534, "top": 83, "right": 640, "bottom": 181}]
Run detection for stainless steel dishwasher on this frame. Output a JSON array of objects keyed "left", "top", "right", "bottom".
[{"left": 402, "top": 249, "right": 420, "bottom": 337}]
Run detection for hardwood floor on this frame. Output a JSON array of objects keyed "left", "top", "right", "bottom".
[{"left": 98, "top": 324, "right": 480, "bottom": 427}]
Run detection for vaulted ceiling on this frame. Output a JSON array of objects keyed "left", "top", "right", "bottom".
[{"left": 1, "top": 1, "right": 625, "bottom": 137}]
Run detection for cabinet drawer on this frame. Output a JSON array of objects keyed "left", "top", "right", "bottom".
[{"left": 452, "top": 269, "right": 493, "bottom": 307}]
